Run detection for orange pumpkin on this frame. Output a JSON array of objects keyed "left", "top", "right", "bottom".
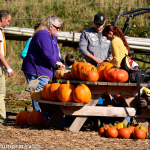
[
  {"left": 133, "top": 125, "right": 147, "bottom": 133},
  {"left": 80, "top": 64, "right": 97, "bottom": 80},
  {"left": 97, "top": 62, "right": 111, "bottom": 81},
  {"left": 133, "top": 126, "right": 147, "bottom": 139},
  {"left": 73, "top": 83, "right": 91, "bottom": 104},
  {"left": 63, "top": 71, "right": 72, "bottom": 80},
  {"left": 16, "top": 107, "right": 30, "bottom": 126},
  {"left": 57, "top": 81, "right": 75, "bottom": 101},
  {"left": 42, "top": 83, "right": 51, "bottom": 100},
  {"left": 55, "top": 68, "right": 67, "bottom": 79},
  {"left": 71, "top": 62, "right": 79, "bottom": 79},
  {"left": 106, "top": 68, "right": 129, "bottom": 82},
  {"left": 75, "top": 59, "right": 88, "bottom": 80},
  {"left": 106, "top": 124, "right": 118, "bottom": 138},
  {"left": 48, "top": 81, "right": 61, "bottom": 101},
  {"left": 118, "top": 127, "right": 131, "bottom": 139},
  {"left": 85, "top": 67, "right": 99, "bottom": 82},
  {"left": 27, "top": 110, "right": 43, "bottom": 126},
  {"left": 104, "top": 63, "right": 114, "bottom": 81}
]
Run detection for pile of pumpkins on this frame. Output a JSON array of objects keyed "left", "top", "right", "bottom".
[
  {"left": 98, "top": 122, "right": 150, "bottom": 139},
  {"left": 41, "top": 80, "right": 91, "bottom": 104},
  {"left": 16, "top": 108, "right": 47, "bottom": 127},
  {"left": 55, "top": 60, "right": 129, "bottom": 83}
]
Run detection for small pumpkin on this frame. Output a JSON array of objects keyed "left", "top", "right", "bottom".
[
  {"left": 133, "top": 125, "right": 147, "bottom": 139},
  {"left": 118, "top": 124, "right": 131, "bottom": 139},
  {"left": 73, "top": 83, "right": 91, "bottom": 104},
  {"left": 16, "top": 107, "right": 30, "bottom": 126},
  {"left": 106, "top": 124, "right": 118, "bottom": 138},
  {"left": 55, "top": 67, "right": 66, "bottom": 79},
  {"left": 85, "top": 67, "right": 99, "bottom": 82},
  {"left": 63, "top": 71, "right": 72, "bottom": 80},
  {"left": 27, "top": 110, "right": 43, "bottom": 126},
  {"left": 80, "top": 64, "right": 97, "bottom": 80}
]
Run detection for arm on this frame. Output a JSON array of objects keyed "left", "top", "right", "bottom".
[
  {"left": 0, "top": 43, "right": 13, "bottom": 77},
  {"left": 109, "top": 39, "right": 120, "bottom": 65},
  {"left": 20, "top": 38, "right": 31, "bottom": 59}
]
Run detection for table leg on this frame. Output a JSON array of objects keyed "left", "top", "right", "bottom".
[
  {"left": 46, "top": 106, "right": 64, "bottom": 127},
  {"left": 69, "top": 95, "right": 100, "bottom": 132}
]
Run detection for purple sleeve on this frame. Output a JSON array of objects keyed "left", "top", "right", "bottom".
[{"left": 37, "top": 34, "right": 58, "bottom": 67}]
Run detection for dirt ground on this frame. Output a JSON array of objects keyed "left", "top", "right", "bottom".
[{"left": 0, "top": 114, "right": 149, "bottom": 150}]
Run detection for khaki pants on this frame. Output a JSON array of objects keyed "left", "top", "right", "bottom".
[{"left": 0, "top": 68, "right": 6, "bottom": 123}]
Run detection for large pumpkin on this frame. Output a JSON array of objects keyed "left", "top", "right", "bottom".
[
  {"left": 27, "top": 110, "right": 43, "bottom": 126},
  {"left": 106, "top": 68, "right": 129, "bottom": 82},
  {"left": 104, "top": 63, "right": 114, "bottom": 81},
  {"left": 97, "top": 62, "right": 111, "bottom": 81},
  {"left": 16, "top": 107, "right": 30, "bottom": 126},
  {"left": 73, "top": 83, "right": 91, "bottom": 104},
  {"left": 57, "top": 81, "right": 75, "bottom": 102},
  {"left": 80, "top": 64, "right": 97, "bottom": 80}
]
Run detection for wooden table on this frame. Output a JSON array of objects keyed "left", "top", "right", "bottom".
[{"left": 39, "top": 79, "right": 150, "bottom": 133}]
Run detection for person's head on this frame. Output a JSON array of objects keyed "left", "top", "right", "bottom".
[
  {"left": 0, "top": 10, "right": 11, "bottom": 28},
  {"left": 34, "top": 23, "right": 41, "bottom": 30},
  {"left": 128, "top": 50, "right": 134, "bottom": 58},
  {"left": 34, "top": 15, "right": 63, "bottom": 36},
  {"left": 94, "top": 13, "right": 105, "bottom": 33},
  {"left": 103, "top": 25, "right": 130, "bottom": 51},
  {"left": 65, "top": 54, "right": 75, "bottom": 67}
]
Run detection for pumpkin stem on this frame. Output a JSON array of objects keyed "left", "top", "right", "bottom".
[
  {"left": 103, "top": 123, "right": 105, "bottom": 127},
  {"left": 67, "top": 80, "right": 70, "bottom": 84},
  {"left": 57, "top": 79, "right": 62, "bottom": 83},
  {"left": 91, "top": 67, "right": 95, "bottom": 71},
  {"left": 25, "top": 107, "right": 27, "bottom": 111},
  {"left": 114, "top": 123, "right": 117, "bottom": 127},
  {"left": 48, "top": 79, "right": 52, "bottom": 84},
  {"left": 83, "top": 59, "right": 86, "bottom": 63},
  {"left": 109, "top": 123, "right": 112, "bottom": 128},
  {"left": 123, "top": 124, "right": 126, "bottom": 128}
]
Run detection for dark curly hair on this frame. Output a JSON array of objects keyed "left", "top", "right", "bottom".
[{"left": 103, "top": 25, "right": 130, "bottom": 51}]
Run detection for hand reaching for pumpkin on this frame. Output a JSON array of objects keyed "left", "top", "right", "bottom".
[{"left": 56, "top": 61, "right": 65, "bottom": 68}]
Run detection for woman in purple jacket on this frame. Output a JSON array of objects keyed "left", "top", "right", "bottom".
[{"left": 22, "top": 16, "right": 64, "bottom": 118}]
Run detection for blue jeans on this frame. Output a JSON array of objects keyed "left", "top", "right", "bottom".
[{"left": 24, "top": 73, "right": 50, "bottom": 119}]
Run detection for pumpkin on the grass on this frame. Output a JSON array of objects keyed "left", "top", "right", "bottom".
[
  {"left": 73, "top": 83, "right": 91, "bottom": 104},
  {"left": 16, "top": 107, "right": 30, "bottom": 126},
  {"left": 27, "top": 110, "right": 43, "bottom": 126}
]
